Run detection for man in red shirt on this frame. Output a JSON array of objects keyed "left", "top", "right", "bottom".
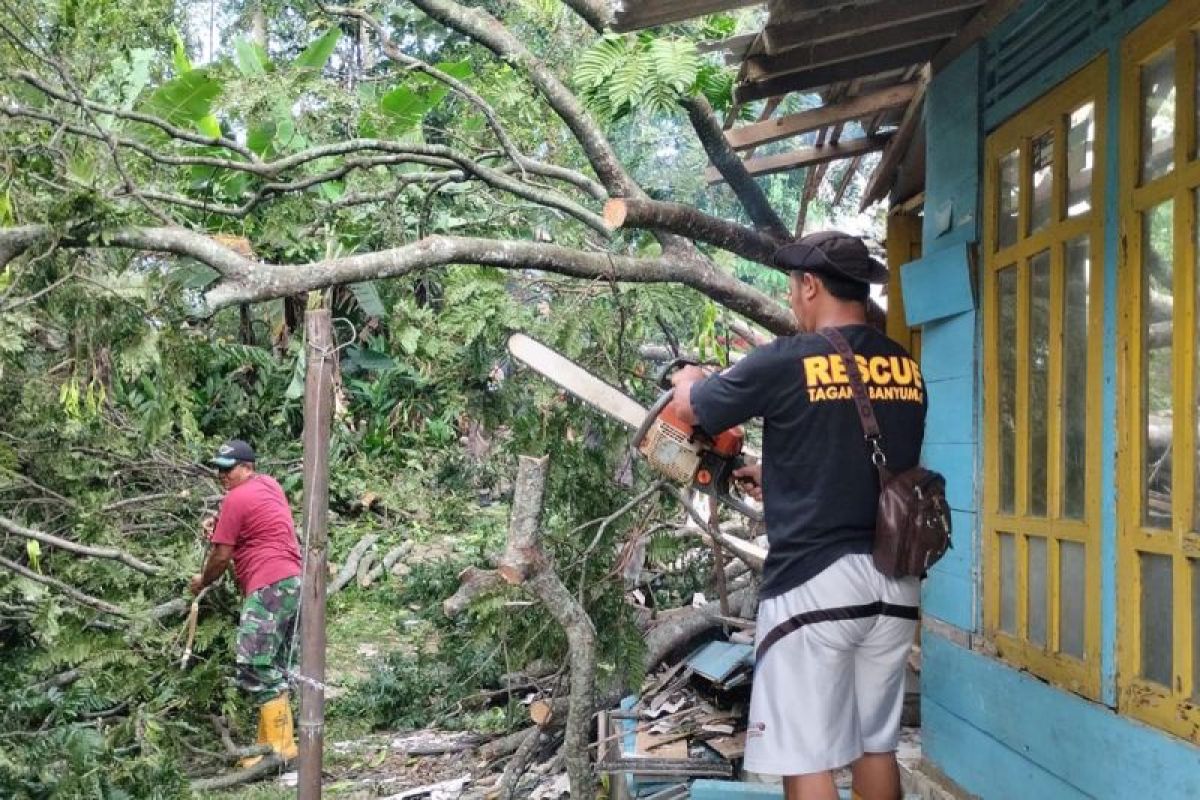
[{"left": 190, "top": 439, "right": 302, "bottom": 765}]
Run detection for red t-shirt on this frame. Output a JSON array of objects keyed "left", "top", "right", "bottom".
[{"left": 211, "top": 474, "right": 302, "bottom": 596}]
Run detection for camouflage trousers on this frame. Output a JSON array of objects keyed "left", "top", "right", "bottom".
[{"left": 235, "top": 576, "right": 301, "bottom": 704}]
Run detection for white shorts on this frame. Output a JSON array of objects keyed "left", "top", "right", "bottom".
[{"left": 743, "top": 554, "right": 919, "bottom": 776}]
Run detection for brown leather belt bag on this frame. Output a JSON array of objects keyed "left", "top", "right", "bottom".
[{"left": 819, "top": 328, "right": 952, "bottom": 579}]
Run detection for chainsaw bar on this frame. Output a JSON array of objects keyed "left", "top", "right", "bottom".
[{"left": 507, "top": 334, "right": 647, "bottom": 429}]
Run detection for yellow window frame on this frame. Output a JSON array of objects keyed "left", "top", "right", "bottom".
[
  {"left": 982, "top": 57, "right": 1106, "bottom": 700},
  {"left": 1117, "top": 0, "right": 1200, "bottom": 742}
]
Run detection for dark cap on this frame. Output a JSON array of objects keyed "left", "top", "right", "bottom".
[
  {"left": 775, "top": 230, "right": 888, "bottom": 284},
  {"left": 209, "top": 439, "right": 256, "bottom": 468}
]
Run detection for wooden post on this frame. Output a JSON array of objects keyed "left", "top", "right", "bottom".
[{"left": 298, "top": 308, "right": 333, "bottom": 800}]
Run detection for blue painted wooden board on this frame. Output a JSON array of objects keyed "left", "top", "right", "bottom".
[
  {"left": 981, "top": 0, "right": 1171, "bottom": 131},
  {"left": 924, "top": 376, "right": 976, "bottom": 446},
  {"left": 687, "top": 641, "right": 753, "bottom": 683},
  {"left": 919, "top": 443, "right": 977, "bottom": 512},
  {"left": 924, "top": 43, "right": 983, "bottom": 251},
  {"left": 918, "top": 311, "right": 977, "bottom": 383},
  {"left": 922, "top": 698, "right": 1088, "bottom": 800},
  {"left": 923, "top": 632, "right": 1200, "bottom": 799},
  {"left": 922, "top": 567, "right": 975, "bottom": 631},
  {"left": 900, "top": 244, "right": 977, "bottom": 327},
  {"left": 691, "top": 782, "right": 851, "bottom": 800}
]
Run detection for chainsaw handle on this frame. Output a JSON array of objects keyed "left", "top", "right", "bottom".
[
  {"left": 655, "top": 357, "right": 701, "bottom": 390},
  {"left": 632, "top": 388, "right": 674, "bottom": 450}
]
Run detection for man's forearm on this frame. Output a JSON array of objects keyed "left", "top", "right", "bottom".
[{"left": 197, "top": 550, "right": 231, "bottom": 588}]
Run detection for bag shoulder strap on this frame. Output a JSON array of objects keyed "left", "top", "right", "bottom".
[{"left": 817, "top": 327, "right": 890, "bottom": 478}]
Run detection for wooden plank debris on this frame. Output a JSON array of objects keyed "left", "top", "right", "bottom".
[{"left": 704, "top": 731, "right": 747, "bottom": 761}]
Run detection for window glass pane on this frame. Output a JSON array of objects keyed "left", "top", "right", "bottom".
[
  {"left": 1062, "top": 237, "right": 1090, "bottom": 519},
  {"left": 1030, "top": 131, "right": 1054, "bottom": 233},
  {"left": 1190, "top": 561, "right": 1200, "bottom": 705},
  {"left": 1028, "top": 536, "right": 1048, "bottom": 646},
  {"left": 998, "top": 150, "right": 1020, "bottom": 249},
  {"left": 1140, "top": 47, "right": 1175, "bottom": 183},
  {"left": 1066, "top": 102, "right": 1094, "bottom": 217},
  {"left": 1059, "top": 540, "right": 1086, "bottom": 659},
  {"left": 1193, "top": 559, "right": 1200, "bottom": 702},
  {"left": 1143, "top": 201, "right": 1173, "bottom": 529},
  {"left": 1029, "top": 251, "right": 1051, "bottom": 517},
  {"left": 1000, "top": 532, "right": 1016, "bottom": 634},
  {"left": 998, "top": 266, "right": 1018, "bottom": 514},
  {"left": 1140, "top": 553, "right": 1174, "bottom": 687}
]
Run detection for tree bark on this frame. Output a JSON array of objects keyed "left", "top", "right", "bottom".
[
  {"left": 560, "top": 0, "right": 613, "bottom": 32},
  {"left": 0, "top": 514, "right": 162, "bottom": 575},
  {"left": 327, "top": 534, "right": 378, "bottom": 595},
  {"left": 642, "top": 586, "right": 753, "bottom": 669},
  {"left": 443, "top": 566, "right": 505, "bottom": 617},
  {"left": 497, "top": 455, "right": 596, "bottom": 799},
  {"left": 604, "top": 198, "right": 781, "bottom": 266},
  {"left": 0, "top": 226, "right": 795, "bottom": 334},
  {"left": 680, "top": 96, "right": 792, "bottom": 242}
]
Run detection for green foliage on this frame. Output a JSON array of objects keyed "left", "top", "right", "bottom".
[
  {"left": 293, "top": 28, "right": 342, "bottom": 72},
  {"left": 574, "top": 33, "right": 705, "bottom": 119}
]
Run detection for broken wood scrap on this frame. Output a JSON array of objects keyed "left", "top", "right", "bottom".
[
  {"left": 703, "top": 731, "right": 746, "bottom": 761},
  {"left": 593, "top": 756, "right": 732, "bottom": 778},
  {"left": 635, "top": 728, "right": 689, "bottom": 759},
  {"left": 364, "top": 540, "right": 414, "bottom": 585},
  {"left": 327, "top": 534, "right": 379, "bottom": 595},
  {"left": 356, "top": 548, "right": 378, "bottom": 586}
]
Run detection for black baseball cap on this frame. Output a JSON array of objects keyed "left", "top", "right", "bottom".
[
  {"left": 209, "top": 439, "right": 256, "bottom": 469},
  {"left": 775, "top": 230, "right": 888, "bottom": 284}
]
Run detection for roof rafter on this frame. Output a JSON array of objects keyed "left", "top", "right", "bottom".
[
  {"left": 706, "top": 135, "right": 891, "bottom": 184},
  {"left": 734, "top": 43, "right": 938, "bottom": 102},
  {"left": 724, "top": 82, "right": 918, "bottom": 150},
  {"left": 743, "top": 12, "right": 967, "bottom": 81},
  {"left": 761, "top": 0, "right": 984, "bottom": 54}
]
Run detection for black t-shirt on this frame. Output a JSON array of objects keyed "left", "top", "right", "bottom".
[{"left": 691, "top": 324, "right": 927, "bottom": 599}]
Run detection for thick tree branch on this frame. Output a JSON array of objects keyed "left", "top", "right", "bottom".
[
  {"left": 0, "top": 514, "right": 162, "bottom": 575},
  {"left": 559, "top": 0, "right": 613, "bottom": 32},
  {"left": 604, "top": 198, "right": 781, "bottom": 265},
  {"left": 681, "top": 96, "right": 792, "bottom": 242},
  {"left": 499, "top": 455, "right": 595, "bottom": 799},
  {"left": 443, "top": 566, "right": 506, "bottom": 617},
  {"left": 0, "top": 226, "right": 795, "bottom": 333}
]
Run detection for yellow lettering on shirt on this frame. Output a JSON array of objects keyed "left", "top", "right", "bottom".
[
  {"left": 830, "top": 355, "right": 848, "bottom": 384},
  {"left": 869, "top": 356, "right": 891, "bottom": 385},
  {"left": 804, "top": 355, "right": 832, "bottom": 386},
  {"left": 889, "top": 356, "right": 912, "bottom": 385}
]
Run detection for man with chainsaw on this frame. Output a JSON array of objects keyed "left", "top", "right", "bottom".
[
  {"left": 190, "top": 438, "right": 302, "bottom": 766},
  {"left": 669, "top": 231, "right": 927, "bottom": 800}
]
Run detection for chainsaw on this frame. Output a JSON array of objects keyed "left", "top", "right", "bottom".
[{"left": 507, "top": 334, "right": 762, "bottom": 521}]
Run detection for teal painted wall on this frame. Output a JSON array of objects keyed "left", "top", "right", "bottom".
[
  {"left": 911, "top": 42, "right": 983, "bottom": 634},
  {"left": 923, "top": 632, "right": 1200, "bottom": 799},
  {"left": 911, "top": 0, "right": 1200, "bottom": 796}
]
